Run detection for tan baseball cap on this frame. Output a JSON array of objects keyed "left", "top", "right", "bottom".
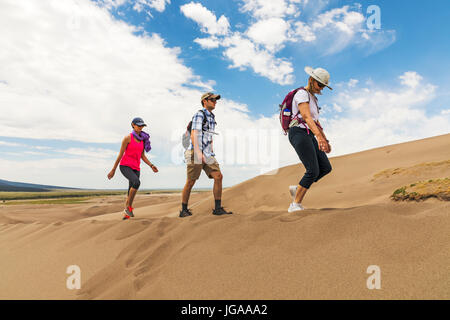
[{"left": 201, "top": 92, "right": 221, "bottom": 103}]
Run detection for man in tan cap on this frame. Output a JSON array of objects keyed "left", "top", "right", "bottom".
[{"left": 180, "top": 92, "right": 233, "bottom": 217}]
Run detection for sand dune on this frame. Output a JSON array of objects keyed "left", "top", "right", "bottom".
[{"left": 0, "top": 134, "right": 449, "bottom": 299}]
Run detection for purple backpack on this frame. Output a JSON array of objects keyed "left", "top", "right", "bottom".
[{"left": 279, "top": 87, "right": 309, "bottom": 135}]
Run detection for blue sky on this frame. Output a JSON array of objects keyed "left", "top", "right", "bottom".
[
  {"left": 0, "top": 0, "right": 449, "bottom": 189},
  {"left": 103, "top": 0, "right": 450, "bottom": 116}
]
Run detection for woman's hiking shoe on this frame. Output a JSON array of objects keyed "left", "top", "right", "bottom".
[
  {"left": 179, "top": 208, "right": 192, "bottom": 218},
  {"left": 125, "top": 206, "right": 134, "bottom": 217},
  {"left": 122, "top": 214, "right": 131, "bottom": 220},
  {"left": 289, "top": 185, "right": 298, "bottom": 201},
  {"left": 288, "top": 202, "right": 304, "bottom": 213},
  {"left": 212, "top": 207, "right": 233, "bottom": 215}
]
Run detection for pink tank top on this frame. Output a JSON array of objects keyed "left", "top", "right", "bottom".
[{"left": 120, "top": 133, "right": 144, "bottom": 171}]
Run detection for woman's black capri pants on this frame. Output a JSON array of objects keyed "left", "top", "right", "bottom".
[
  {"left": 119, "top": 165, "right": 141, "bottom": 194},
  {"left": 288, "top": 126, "right": 332, "bottom": 189}
]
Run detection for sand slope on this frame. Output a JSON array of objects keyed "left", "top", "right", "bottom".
[{"left": 0, "top": 134, "right": 449, "bottom": 299}]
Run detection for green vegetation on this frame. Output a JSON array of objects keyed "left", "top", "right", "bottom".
[
  {"left": 391, "top": 178, "right": 450, "bottom": 201},
  {"left": 393, "top": 186, "right": 406, "bottom": 196}
]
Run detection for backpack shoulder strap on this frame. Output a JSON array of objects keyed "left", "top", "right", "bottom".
[
  {"left": 298, "top": 87, "right": 310, "bottom": 103},
  {"left": 302, "top": 88, "right": 320, "bottom": 114},
  {"left": 199, "top": 109, "right": 209, "bottom": 131},
  {"left": 292, "top": 87, "right": 310, "bottom": 119}
]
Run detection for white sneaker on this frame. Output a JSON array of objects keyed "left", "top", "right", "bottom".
[
  {"left": 288, "top": 202, "right": 304, "bottom": 213},
  {"left": 289, "top": 185, "right": 298, "bottom": 201}
]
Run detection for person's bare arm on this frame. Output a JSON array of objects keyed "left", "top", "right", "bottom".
[
  {"left": 107, "top": 135, "right": 130, "bottom": 179},
  {"left": 191, "top": 129, "right": 205, "bottom": 164},
  {"left": 315, "top": 120, "right": 327, "bottom": 139},
  {"left": 299, "top": 102, "right": 328, "bottom": 152},
  {"left": 315, "top": 120, "right": 331, "bottom": 153}
]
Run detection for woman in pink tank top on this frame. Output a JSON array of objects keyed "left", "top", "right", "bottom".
[{"left": 107, "top": 117, "right": 159, "bottom": 220}]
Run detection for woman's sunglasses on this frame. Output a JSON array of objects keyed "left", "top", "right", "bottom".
[{"left": 316, "top": 81, "right": 325, "bottom": 88}]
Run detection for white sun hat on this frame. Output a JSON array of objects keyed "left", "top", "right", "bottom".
[{"left": 304, "top": 66, "right": 333, "bottom": 90}]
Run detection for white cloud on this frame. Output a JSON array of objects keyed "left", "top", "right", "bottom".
[
  {"left": 305, "top": 6, "right": 366, "bottom": 55},
  {"left": 293, "top": 21, "right": 316, "bottom": 42},
  {"left": 348, "top": 79, "right": 358, "bottom": 87},
  {"left": 183, "top": 2, "right": 395, "bottom": 85},
  {"left": 33, "top": 146, "right": 53, "bottom": 150},
  {"left": 332, "top": 103, "right": 342, "bottom": 113},
  {"left": 98, "top": 0, "right": 170, "bottom": 15},
  {"left": 0, "top": 0, "right": 288, "bottom": 188},
  {"left": 180, "top": 2, "right": 230, "bottom": 35},
  {"left": 0, "top": 157, "right": 115, "bottom": 189},
  {"left": 311, "top": 6, "right": 363, "bottom": 31},
  {"left": 246, "top": 18, "right": 290, "bottom": 51},
  {"left": 59, "top": 147, "right": 117, "bottom": 159},
  {"left": 290, "top": 5, "right": 396, "bottom": 56},
  {"left": 135, "top": 0, "right": 171, "bottom": 13},
  {"left": 0, "top": 141, "right": 23, "bottom": 147},
  {"left": 194, "top": 37, "right": 220, "bottom": 49},
  {"left": 97, "top": 0, "right": 128, "bottom": 9},
  {"left": 240, "top": 0, "right": 302, "bottom": 19},
  {"left": 441, "top": 109, "right": 450, "bottom": 115},
  {"left": 0, "top": 0, "right": 203, "bottom": 145},
  {"left": 23, "top": 151, "right": 47, "bottom": 156},
  {"left": 222, "top": 34, "right": 294, "bottom": 85},
  {"left": 0, "top": 1, "right": 431, "bottom": 190},
  {"left": 0, "top": 101, "right": 289, "bottom": 189},
  {"left": 399, "top": 71, "right": 422, "bottom": 89},
  {"left": 182, "top": 3, "right": 295, "bottom": 85},
  {"left": 0, "top": 141, "right": 54, "bottom": 151},
  {"left": 324, "top": 72, "right": 449, "bottom": 156}
]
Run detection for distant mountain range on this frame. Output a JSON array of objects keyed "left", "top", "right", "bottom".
[{"left": 0, "top": 179, "right": 78, "bottom": 192}]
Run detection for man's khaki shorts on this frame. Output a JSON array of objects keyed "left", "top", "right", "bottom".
[{"left": 185, "top": 149, "right": 221, "bottom": 180}]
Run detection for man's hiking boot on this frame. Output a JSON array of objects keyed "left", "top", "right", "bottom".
[
  {"left": 179, "top": 208, "right": 192, "bottom": 218},
  {"left": 212, "top": 207, "right": 233, "bottom": 215}
]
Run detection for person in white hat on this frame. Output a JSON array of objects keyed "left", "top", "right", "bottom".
[{"left": 287, "top": 67, "right": 333, "bottom": 212}]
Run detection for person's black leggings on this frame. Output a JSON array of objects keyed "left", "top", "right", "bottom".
[
  {"left": 288, "top": 126, "right": 332, "bottom": 189},
  {"left": 119, "top": 165, "right": 141, "bottom": 195}
]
